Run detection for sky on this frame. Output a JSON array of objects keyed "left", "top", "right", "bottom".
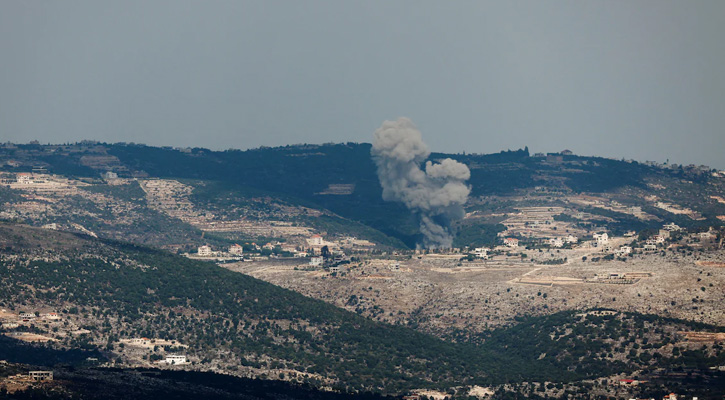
[{"left": 1, "top": 1, "right": 724, "bottom": 168}]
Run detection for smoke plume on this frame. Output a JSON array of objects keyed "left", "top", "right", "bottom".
[{"left": 371, "top": 117, "right": 471, "bottom": 249}]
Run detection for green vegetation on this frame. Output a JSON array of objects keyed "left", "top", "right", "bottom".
[
  {"left": 2, "top": 142, "right": 724, "bottom": 249},
  {"left": 0, "top": 224, "right": 528, "bottom": 392},
  {"left": 452, "top": 223, "right": 506, "bottom": 248},
  {"left": 81, "top": 181, "right": 147, "bottom": 204},
  {"left": 2, "top": 224, "right": 723, "bottom": 395}
]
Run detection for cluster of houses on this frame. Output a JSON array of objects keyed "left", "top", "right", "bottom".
[
  {"left": 194, "top": 233, "right": 376, "bottom": 261},
  {"left": 1, "top": 311, "right": 61, "bottom": 329},
  {"left": 548, "top": 235, "right": 579, "bottom": 248},
  {"left": 119, "top": 337, "right": 190, "bottom": 365},
  {"left": 0, "top": 370, "right": 54, "bottom": 394}
]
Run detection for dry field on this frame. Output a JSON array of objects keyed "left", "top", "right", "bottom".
[{"left": 224, "top": 249, "right": 725, "bottom": 337}]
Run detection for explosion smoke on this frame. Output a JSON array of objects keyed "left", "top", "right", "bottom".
[{"left": 371, "top": 117, "right": 471, "bottom": 248}]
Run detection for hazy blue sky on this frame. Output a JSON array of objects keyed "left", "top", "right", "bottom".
[{"left": 1, "top": 1, "right": 724, "bottom": 168}]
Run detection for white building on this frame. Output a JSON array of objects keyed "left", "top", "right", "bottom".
[
  {"left": 309, "top": 256, "right": 323, "bottom": 267},
  {"left": 565, "top": 235, "right": 578, "bottom": 244},
  {"left": 473, "top": 247, "right": 489, "bottom": 259},
  {"left": 42, "top": 312, "right": 61, "bottom": 321},
  {"left": 164, "top": 355, "right": 187, "bottom": 365},
  {"left": 549, "top": 237, "right": 564, "bottom": 248},
  {"left": 307, "top": 234, "right": 324, "bottom": 246},
  {"left": 615, "top": 246, "right": 632, "bottom": 257},
  {"left": 663, "top": 223, "right": 682, "bottom": 231},
  {"left": 593, "top": 233, "right": 609, "bottom": 247},
  {"left": 197, "top": 245, "right": 212, "bottom": 257},
  {"left": 503, "top": 238, "right": 519, "bottom": 248},
  {"left": 19, "top": 312, "right": 35, "bottom": 320},
  {"left": 16, "top": 173, "right": 32, "bottom": 184},
  {"left": 102, "top": 171, "right": 118, "bottom": 180},
  {"left": 228, "top": 244, "right": 244, "bottom": 256},
  {"left": 29, "top": 371, "right": 53, "bottom": 381}
]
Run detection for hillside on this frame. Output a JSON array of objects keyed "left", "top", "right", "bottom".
[
  {"left": 0, "top": 223, "right": 532, "bottom": 393},
  {"left": 1, "top": 142, "right": 723, "bottom": 250},
  {"left": 0, "top": 361, "right": 391, "bottom": 400},
  {"left": 0, "top": 223, "right": 724, "bottom": 398}
]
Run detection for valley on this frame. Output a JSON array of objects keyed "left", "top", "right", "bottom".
[{"left": 0, "top": 142, "right": 724, "bottom": 399}]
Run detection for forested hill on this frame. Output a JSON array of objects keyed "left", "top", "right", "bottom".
[
  {"left": 1, "top": 223, "right": 724, "bottom": 397},
  {"left": 0, "top": 223, "right": 540, "bottom": 392},
  {"left": 2, "top": 142, "right": 723, "bottom": 248}
]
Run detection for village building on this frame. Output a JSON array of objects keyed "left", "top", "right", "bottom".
[
  {"left": 29, "top": 371, "right": 53, "bottom": 381},
  {"left": 593, "top": 233, "right": 609, "bottom": 247},
  {"left": 309, "top": 256, "right": 323, "bottom": 267},
  {"left": 661, "top": 223, "right": 680, "bottom": 231},
  {"left": 329, "top": 265, "right": 340, "bottom": 273},
  {"left": 16, "top": 173, "right": 32, "bottom": 184},
  {"left": 615, "top": 246, "right": 632, "bottom": 257},
  {"left": 197, "top": 245, "right": 212, "bottom": 257},
  {"left": 473, "top": 247, "right": 489, "bottom": 259},
  {"left": 19, "top": 312, "right": 35, "bottom": 321},
  {"left": 565, "top": 235, "right": 578, "bottom": 244},
  {"left": 164, "top": 355, "right": 187, "bottom": 365},
  {"left": 307, "top": 234, "right": 324, "bottom": 246},
  {"left": 549, "top": 237, "right": 564, "bottom": 248},
  {"left": 41, "top": 312, "right": 60, "bottom": 321},
  {"left": 503, "top": 238, "right": 519, "bottom": 248},
  {"left": 228, "top": 244, "right": 244, "bottom": 256},
  {"left": 101, "top": 171, "right": 118, "bottom": 180}
]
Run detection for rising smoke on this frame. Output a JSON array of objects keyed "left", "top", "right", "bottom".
[{"left": 371, "top": 117, "right": 471, "bottom": 249}]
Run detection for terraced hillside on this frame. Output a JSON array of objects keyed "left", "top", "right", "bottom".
[{"left": 0, "top": 223, "right": 723, "bottom": 398}]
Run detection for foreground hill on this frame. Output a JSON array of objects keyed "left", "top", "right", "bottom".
[
  {"left": 0, "top": 362, "right": 390, "bottom": 400},
  {"left": 0, "top": 223, "right": 724, "bottom": 398},
  {"left": 0, "top": 223, "right": 533, "bottom": 393}
]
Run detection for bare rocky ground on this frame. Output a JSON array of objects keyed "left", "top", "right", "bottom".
[{"left": 224, "top": 248, "right": 725, "bottom": 338}]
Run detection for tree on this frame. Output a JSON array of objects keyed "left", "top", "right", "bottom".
[{"left": 321, "top": 245, "right": 330, "bottom": 259}]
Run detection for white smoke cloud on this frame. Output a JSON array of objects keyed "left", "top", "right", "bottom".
[{"left": 371, "top": 117, "right": 471, "bottom": 249}]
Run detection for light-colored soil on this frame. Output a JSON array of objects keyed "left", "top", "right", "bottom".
[{"left": 224, "top": 249, "right": 725, "bottom": 337}]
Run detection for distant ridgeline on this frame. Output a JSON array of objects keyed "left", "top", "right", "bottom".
[{"left": 1, "top": 142, "right": 722, "bottom": 248}]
